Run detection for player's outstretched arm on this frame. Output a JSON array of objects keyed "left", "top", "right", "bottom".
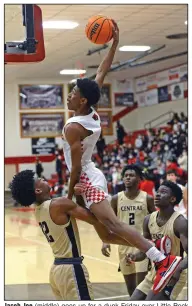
[{"left": 95, "top": 20, "right": 119, "bottom": 88}]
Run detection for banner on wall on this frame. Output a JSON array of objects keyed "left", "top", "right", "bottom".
[
  {"left": 32, "top": 137, "right": 55, "bottom": 155},
  {"left": 135, "top": 77, "right": 147, "bottom": 92},
  {"left": 146, "top": 74, "right": 157, "bottom": 90},
  {"left": 135, "top": 64, "right": 187, "bottom": 93},
  {"left": 146, "top": 89, "right": 158, "bottom": 106},
  {"left": 136, "top": 92, "right": 147, "bottom": 107},
  {"left": 158, "top": 86, "right": 169, "bottom": 103},
  {"left": 115, "top": 79, "right": 134, "bottom": 93},
  {"left": 179, "top": 64, "right": 188, "bottom": 82},
  {"left": 168, "top": 67, "right": 180, "bottom": 84},
  {"left": 170, "top": 83, "right": 184, "bottom": 100},
  {"left": 156, "top": 70, "right": 169, "bottom": 87},
  {"left": 114, "top": 92, "right": 134, "bottom": 106}
]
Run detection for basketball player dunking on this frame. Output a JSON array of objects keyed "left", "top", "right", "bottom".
[
  {"left": 10, "top": 170, "right": 141, "bottom": 300},
  {"left": 127, "top": 181, "right": 188, "bottom": 301},
  {"left": 62, "top": 20, "right": 182, "bottom": 293},
  {"left": 101, "top": 165, "right": 156, "bottom": 296}
]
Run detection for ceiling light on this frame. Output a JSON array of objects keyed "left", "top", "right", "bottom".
[
  {"left": 119, "top": 45, "right": 151, "bottom": 52},
  {"left": 60, "top": 69, "right": 86, "bottom": 75},
  {"left": 185, "top": 20, "right": 187, "bottom": 25},
  {"left": 43, "top": 21, "right": 79, "bottom": 29}
]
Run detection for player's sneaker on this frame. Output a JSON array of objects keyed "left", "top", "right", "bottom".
[
  {"left": 155, "top": 235, "right": 172, "bottom": 255},
  {"left": 153, "top": 254, "right": 182, "bottom": 294}
]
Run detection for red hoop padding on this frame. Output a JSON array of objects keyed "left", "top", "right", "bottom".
[{"left": 5, "top": 5, "right": 45, "bottom": 64}]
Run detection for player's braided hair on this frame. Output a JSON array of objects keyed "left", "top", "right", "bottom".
[{"left": 10, "top": 170, "right": 36, "bottom": 206}]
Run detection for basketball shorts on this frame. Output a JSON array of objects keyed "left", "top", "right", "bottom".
[
  {"left": 119, "top": 247, "right": 149, "bottom": 275},
  {"left": 137, "top": 267, "right": 187, "bottom": 300},
  {"left": 79, "top": 162, "right": 110, "bottom": 209},
  {"left": 49, "top": 262, "right": 94, "bottom": 300}
]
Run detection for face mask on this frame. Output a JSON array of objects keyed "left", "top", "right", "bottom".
[{"left": 164, "top": 145, "right": 169, "bottom": 151}]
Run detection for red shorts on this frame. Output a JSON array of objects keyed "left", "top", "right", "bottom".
[{"left": 79, "top": 162, "right": 109, "bottom": 209}]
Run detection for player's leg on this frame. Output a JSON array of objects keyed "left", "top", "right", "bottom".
[
  {"left": 129, "top": 289, "right": 147, "bottom": 300},
  {"left": 145, "top": 290, "right": 169, "bottom": 300},
  {"left": 130, "top": 272, "right": 152, "bottom": 300},
  {"left": 49, "top": 265, "right": 62, "bottom": 300},
  {"left": 169, "top": 270, "right": 187, "bottom": 300},
  {"left": 123, "top": 274, "right": 137, "bottom": 296},
  {"left": 136, "top": 258, "right": 149, "bottom": 286},
  {"left": 50, "top": 263, "right": 93, "bottom": 300},
  {"left": 119, "top": 248, "right": 137, "bottom": 296},
  {"left": 64, "top": 264, "right": 93, "bottom": 300},
  {"left": 123, "top": 263, "right": 147, "bottom": 296},
  {"left": 136, "top": 272, "right": 148, "bottom": 286}
]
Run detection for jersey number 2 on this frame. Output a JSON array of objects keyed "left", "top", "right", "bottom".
[
  {"left": 129, "top": 213, "right": 135, "bottom": 225},
  {"left": 39, "top": 221, "right": 54, "bottom": 243}
]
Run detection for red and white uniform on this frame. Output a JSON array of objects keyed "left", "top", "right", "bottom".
[{"left": 62, "top": 108, "right": 109, "bottom": 208}]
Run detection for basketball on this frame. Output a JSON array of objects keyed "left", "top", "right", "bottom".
[{"left": 85, "top": 15, "right": 114, "bottom": 44}]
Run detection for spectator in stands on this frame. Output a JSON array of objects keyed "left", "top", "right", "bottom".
[
  {"left": 167, "top": 112, "right": 180, "bottom": 126},
  {"left": 180, "top": 112, "right": 187, "bottom": 122},
  {"left": 178, "top": 150, "right": 187, "bottom": 172},
  {"left": 55, "top": 144, "right": 59, "bottom": 156},
  {"left": 140, "top": 170, "right": 155, "bottom": 197},
  {"left": 183, "top": 184, "right": 188, "bottom": 218},
  {"left": 173, "top": 119, "right": 180, "bottom": 132},
  {"left": 35, "top": 157, "right": 44, "bottom": 178},
  {"left": 103, "top": 150, "right": 110, "bottom": 163},
  {"left": 96, "top": 131, "right": 106, "bottom": 161},
  {"left": 103, "top": 162, "right": 110, "bottom": 176},
  {"left": 111, "top": 167, "right": 124, "bottom": 194},
  {"left": 142, "top": 133, "right": 148, "bottom": 149},
  {"left": 116, "top": 120, "right": 126, "bottom": 145},
  {"left": 56, "top": 154, "right": 63, "bottom": 184},
  {"left": 166, "top": 169, "right": 186, "bottom": 217},
  {"left": 135, "top": 135, "right": 143, "bottom": 149}
]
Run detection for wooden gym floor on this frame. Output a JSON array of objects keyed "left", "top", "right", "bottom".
[{"left": 5, "top": 198, "right": 188, "bottom": 301}]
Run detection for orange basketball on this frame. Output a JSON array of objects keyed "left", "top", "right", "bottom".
[{"left": 85, "top": 15, "right": 114, "bottom": 45}]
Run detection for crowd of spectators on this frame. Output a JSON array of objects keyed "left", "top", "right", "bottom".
[{"left": 93, "top": 112, "right": 188, "bottom": 194}]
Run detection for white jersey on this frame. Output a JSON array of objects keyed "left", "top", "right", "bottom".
[
  {"left": 62, "top": 108, "right": 109, "bottom": 209},
  {"left": 62, "top": 108, "right": 101, "bottom": 172}
]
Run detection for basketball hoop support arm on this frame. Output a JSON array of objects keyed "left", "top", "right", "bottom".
[{"left": 5, "top": 4, "right": 37, "bottom": 54}]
